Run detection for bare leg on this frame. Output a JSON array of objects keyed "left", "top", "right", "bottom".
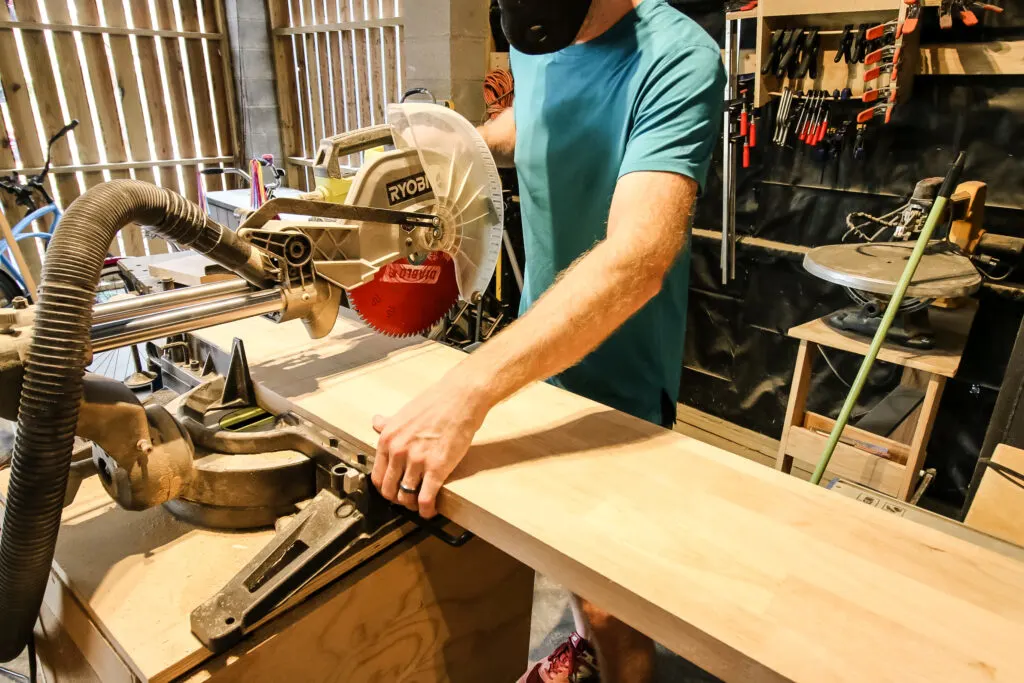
[{"left": 570, "top": 595, "right": 655, "bottom": 683}]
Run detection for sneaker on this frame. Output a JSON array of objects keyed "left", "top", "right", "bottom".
[{"left": 518, "top": 632, "right": 599, "bottom": 683}]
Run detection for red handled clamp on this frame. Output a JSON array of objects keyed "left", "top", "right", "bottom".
[
  {"left": 857, "top": 104, "right": 893, "bottom": 125},
  {"left": 862, "top": 87, "right": 898, "bottom": 104},
  {"left": 865, "top": 45, "right": 902, "bottom": 66},
  {"left": 864, "top": 62, "right": 897, "bottom": 82}
]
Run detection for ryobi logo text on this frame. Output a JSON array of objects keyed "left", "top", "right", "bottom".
[{"left": 386, "top": 172, "right": 431, "bottom": 206}]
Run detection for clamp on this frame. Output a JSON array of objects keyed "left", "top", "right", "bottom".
[
  {"left": 865, "top": 45, "right": 902, "bottom": 66},
  {"left": 762, "top": 29, "right": 787, "bottom": 75},
  {"left": 795, "top": 28, "right": 821, "bottom": 80},
  {"left": 776, "top": 28, "right": 805, "bottom": 78},
  {"left": 857, "top": 103, "right": 893, "bottom": 125},
  {"left": 850, "top": 24, "right": 871, "bottom": 64},
  {"left": 865, "top": 20, "right": 898, "bottom": 43},
  {"left": 862, "top": 86, "right": 899, "bottom": 104},
  {"left": 901, "top": 0, "right": 922, "bottom": 35},
  {"left": 835, "top": 24, "right": 856, "bottom": 64},
  {"left": 956, "top": 1, "right": 1004, "bottom": 27},
  {"left": 864, "top": 62, "right": 897, "bottom": 82}
]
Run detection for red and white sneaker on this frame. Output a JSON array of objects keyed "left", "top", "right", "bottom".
[{"left": 518, "top": 632, "right": 600, "bottom": 683}]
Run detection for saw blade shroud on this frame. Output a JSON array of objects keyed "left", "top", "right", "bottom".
[{"left": 347, "top": 104, "right": 504, "bottom": 336}]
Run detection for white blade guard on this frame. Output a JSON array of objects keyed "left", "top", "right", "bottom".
[{"left": 388, "top": 103, "right": 504, "bottom": 302}]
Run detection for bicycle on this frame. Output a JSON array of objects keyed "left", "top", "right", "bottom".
[{"left": 0, "top": 119, "right": 78, "bottom": 299}]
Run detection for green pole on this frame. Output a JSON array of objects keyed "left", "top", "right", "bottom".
[{"left": 811, "top": 153, "right": 966, "bottom": 485}]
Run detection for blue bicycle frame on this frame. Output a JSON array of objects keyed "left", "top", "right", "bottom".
[{"left": 0, "top": 203, "right": 61, "bottom": 296}]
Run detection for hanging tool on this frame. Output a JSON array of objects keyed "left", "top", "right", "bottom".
[
  {"left": 853, "top": 124, "right": 869, "bottom": 160},
  {"left": 864, "top": 62, "right": 897, "bottom": 82},
  {"left": 773, "top": 87, "right": 793, "bottom": 145},
  {"left": 795, "top": 28, "right": 821, "bottom": 80},
  {"left": 865, "top": 45, "right": 901, "bottom": 66},
  {"left": 776, "top": 28, "right": 805, "bottom": 78},
  {"left": 954, "top": 1, "right": 1004, "bottom": 27},
  {"left": 939, "top": 0, "right": 955, "bottom": 29},
  {"left": 851, "top": 24, "right": 871, "bottom": 63},
  {"left": 836, "top": 24, "right": 856, "bottom": 64},
  {"left": 901, "top": 0, "right": 922, "bottom": 35},
  {"left": 857, "top": 103, "right": 893, "bottom": 124},
  {"left": 862, "top": 86, "right": 898, "bottom": 104},
  {"left": 762, "top": 29, "right": 787, "bottom": 75},
  {"left": 721, "top": 12, "right": 743, "bottom": 284},
  {"left": 808, "top": 153, "right": 967, "bottom": 485},
  {"left": 865, "top": 20, "right": 898, "bottom": 42}
]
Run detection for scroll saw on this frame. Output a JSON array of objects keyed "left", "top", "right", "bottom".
[
  {"left": 803, "top": 179, "right": 1020, "bottom": 349},
  {"left": 0, "top": 104, "right": 505, "bottom": 661}
]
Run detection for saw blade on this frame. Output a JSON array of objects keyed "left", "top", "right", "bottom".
[
  {"left": 347, "top": 251, "right": 459, "bottom": 337},
  {"left": 388, "top": 103, "right": 505, "bottom": 301}
]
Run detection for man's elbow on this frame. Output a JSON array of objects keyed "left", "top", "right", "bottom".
[{"left": 633, "top": 261, "right": 670, "bottom": 303}]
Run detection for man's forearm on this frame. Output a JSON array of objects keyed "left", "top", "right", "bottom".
[
  {"left": 477, "top": 107, "right": 516, "bottom": 168},
  {"left": 451, "top": 172, "right": 697, "bottom": 411}
]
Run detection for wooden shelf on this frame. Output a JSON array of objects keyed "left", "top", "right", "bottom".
[
  {"left": 726, "top": 9, "right": 757, "bottom": 21},
  {"left": 918, "top": 41, "right": 1024, "bottom": 76}
]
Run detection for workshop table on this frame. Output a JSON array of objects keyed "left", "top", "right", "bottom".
[
  {"left": 776, "top": 301, "right": 978, "bottom": 500},
  {"left": 6, "top": 306, "right": 1024, "bottom": 683}
]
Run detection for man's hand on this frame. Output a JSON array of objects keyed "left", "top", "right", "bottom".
[
  {"left": 371, "top": 372, "right": 492, "bottom": 518},
  {"left": 370, "top": 171, "right": 697, "bottom": 518}
]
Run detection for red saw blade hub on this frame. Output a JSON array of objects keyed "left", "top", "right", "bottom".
[{"left": 348, "top": 251, "right": 459, "bottom": 336}]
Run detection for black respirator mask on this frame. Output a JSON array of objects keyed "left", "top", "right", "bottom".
[{"left": 497, "top": 0, "right": 594, "bottom": 55}]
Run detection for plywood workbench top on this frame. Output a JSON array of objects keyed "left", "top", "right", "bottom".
[{"left": 187, "top": 310, "right": 1024, "bottom": 683}]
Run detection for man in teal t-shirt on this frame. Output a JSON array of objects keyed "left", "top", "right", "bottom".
[{"left": 371, "top": 1, "right": 723, "bottom": 680}]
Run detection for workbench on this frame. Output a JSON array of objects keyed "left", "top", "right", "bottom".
[{"left": 8, "top": 307, "right": 1024, "bottom": 682}]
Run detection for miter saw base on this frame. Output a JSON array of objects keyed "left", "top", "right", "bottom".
[{"left": 827, "top": 305, "right": 935, "bottom": 350}]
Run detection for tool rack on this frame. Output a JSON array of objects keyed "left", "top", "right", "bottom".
[{"left": 740, "top": 1, "right": 920, "bottom": 108}]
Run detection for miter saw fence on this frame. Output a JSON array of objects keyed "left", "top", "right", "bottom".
[{"left": 0, "top": 104, "right": 497, "bottom": 662}]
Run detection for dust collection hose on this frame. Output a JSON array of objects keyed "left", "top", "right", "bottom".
[{"left": 0, "top": 180, "right": 269, "bottom": 661}]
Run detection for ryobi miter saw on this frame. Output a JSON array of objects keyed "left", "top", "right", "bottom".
[{"left": 0, "top": 103, "right": 504, "bottom": 661}]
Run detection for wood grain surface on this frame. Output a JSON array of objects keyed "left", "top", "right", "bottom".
[
  {"left": 965, "top": 445, "right": 1024, "bottom": 547},
  {"left": 193, "top": 310, "right": 1024, "bottom": 683},
  {"left": 787, "top": 301, "right": 977, "bottom": 379}
]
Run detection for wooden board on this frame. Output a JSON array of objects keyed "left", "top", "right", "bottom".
[
  {"left": 148, "top": 253, "right": 238, "bottom": 287},
  {"left": 0, "top": 465, "right": 530, "bottom": 683},
  {"left": 189, "top": 310, "right": 1024, "bottom": 683},
  {"left": 965, "top": 445, "right": 1024, "bottom": 547},
  {"left": 787, "top": 301, "right": 978, "bottom": 378},
  {"left": 182, "top": 535, "right": 532, "bottom": 683},
  {"left": 783, "top": 425, "right": 906, "bottom": 497},
  {"left": 918, "top": 41, "right": 1024, "bottom": 77}
]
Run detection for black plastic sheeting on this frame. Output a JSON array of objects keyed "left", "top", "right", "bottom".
[{"left": 683, "top": 8, "right": 1024, "bottom": 510}]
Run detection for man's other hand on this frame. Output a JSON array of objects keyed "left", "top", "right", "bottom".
[{"left": 371, "top": 374, "right": 491, "bottom": 518}]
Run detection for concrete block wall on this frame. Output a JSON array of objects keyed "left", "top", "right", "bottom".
[
  {"left": 224, "top": 0, "right": 284, "bottom": 165},
  {"left": 405, "top": 0, "right": 491, "bottom": 124}
]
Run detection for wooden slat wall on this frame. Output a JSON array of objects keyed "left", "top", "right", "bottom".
[
  {"left": 0, "top": 0, "right": 238, "bottom": 281},
  {"left": 268, "top": 0, "right": 405, "bottom": 189}
]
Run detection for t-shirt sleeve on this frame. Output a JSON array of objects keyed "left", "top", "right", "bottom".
[{"left": 618, "top": 46, "right": 726, "bottom": 190}]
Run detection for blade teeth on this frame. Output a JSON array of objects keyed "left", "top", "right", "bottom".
[{"left": 347, "top": 300, "right": 454, "bottom": 338}]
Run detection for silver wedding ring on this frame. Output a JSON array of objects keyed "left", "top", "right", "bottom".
[{"left": 399, "top": 483, "right": 420, "bottom": 495}]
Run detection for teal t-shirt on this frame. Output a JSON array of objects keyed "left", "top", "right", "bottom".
[{"left": 511, "top": 0, "right": 725, "bottom": 425}]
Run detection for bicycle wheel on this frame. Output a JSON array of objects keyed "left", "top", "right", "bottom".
[
  {"left": 87, "top": 260, "right": 155, "bottom": 389},
  {"left": 0, "top": 264, "right": 26, "bottom": 307}
]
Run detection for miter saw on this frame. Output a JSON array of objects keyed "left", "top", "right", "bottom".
[
  {"left": 0, "top": 103, "right": 504, "bottom": 661},
  {"left": 803, "top": 178, "right": 1021, "bottom": 349}
]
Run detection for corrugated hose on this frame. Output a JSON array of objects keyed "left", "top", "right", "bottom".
[{"left": 0, "top": 180, "right": 267, "bottom": 662}]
